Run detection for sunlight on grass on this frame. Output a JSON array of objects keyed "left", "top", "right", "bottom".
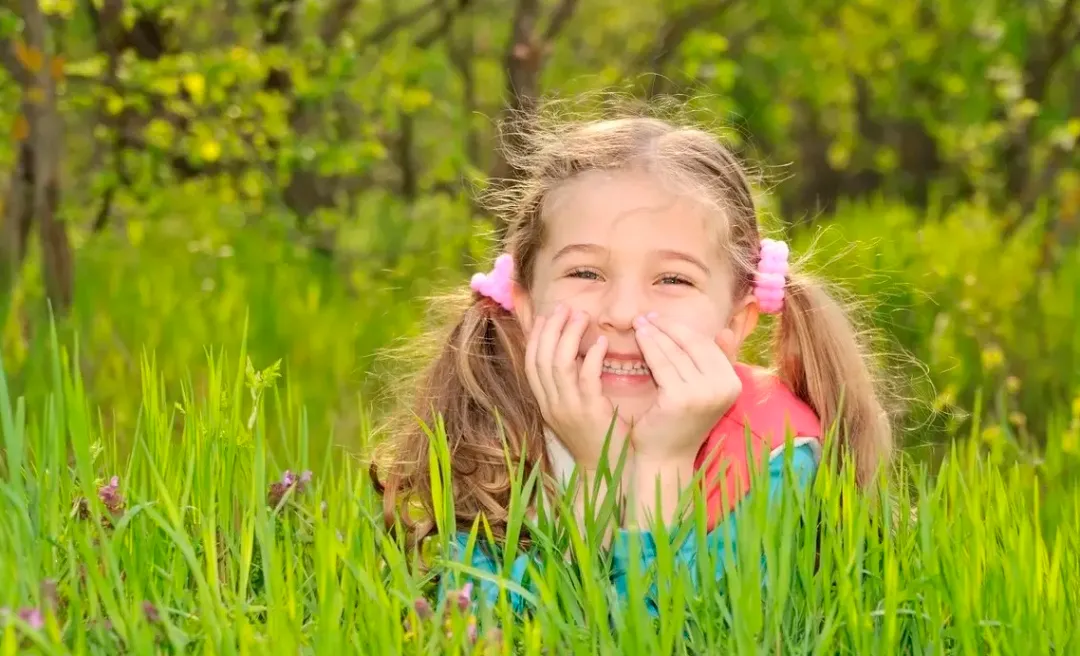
[{"left": 0, "top": 330, "right": 1078, "bottom": 654}]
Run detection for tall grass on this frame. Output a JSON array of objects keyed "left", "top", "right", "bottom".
[{"left": 1, "top": 329, "right": 1078, "bottom": 655}]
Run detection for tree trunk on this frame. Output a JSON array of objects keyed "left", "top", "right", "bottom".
[
  {"left": 0, "top": 1, "right": 74, "bottom": 317},
  {"left": 25, "top": 0, "right": 73, "bottom": 314},
  {"left": 0, "top": 143, "right": 35, "bottom": 322}
]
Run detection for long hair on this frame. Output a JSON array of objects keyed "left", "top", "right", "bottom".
[{"left": 370, "top": 103, "right": 896, "bottom": 548}]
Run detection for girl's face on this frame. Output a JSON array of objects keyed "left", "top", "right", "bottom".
[{"left": 513, "top": 168, "right": 757, "bottom": 423}]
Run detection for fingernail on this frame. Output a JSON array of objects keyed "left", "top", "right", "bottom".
[
  {"left": 646, "top": 312, "right": 658, "bottom": 320},
  {"left": 633, "top": 315, "right": 648, "bottom": 327}
]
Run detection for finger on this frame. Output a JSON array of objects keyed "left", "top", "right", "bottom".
[
  {"left": 536, "top": 305, "right": 570, "bottom": 404},
  {"left": 636, "top": 315, "right": 700, "bottom": 381},
  {"left": 553, "top": 309, "right": 589, "bottom": 401},
  {"left": 524, "top": 315, "right": 548, "bottom": 409},
  {"left": 633, "top": 318, "right": 686, "bottom": 388},
  {"left": 579, "top": 335, "right": 607, "bottom": 402},
  {"left": 645, "top": 313, "right": 729, "bottom": 373}
]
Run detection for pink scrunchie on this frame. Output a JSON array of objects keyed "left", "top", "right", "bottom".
[
  {"left": 754, "top": 239, "right": 789, "bottom": 314},
  {"left": 470, "top": 254, "right": 515, "bottom": 311}
]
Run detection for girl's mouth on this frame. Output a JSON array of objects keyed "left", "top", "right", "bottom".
[{"left": 600, "top": 358, "right": 651, "bottom": 377}]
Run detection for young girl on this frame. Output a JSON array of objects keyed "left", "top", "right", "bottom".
[{"left": 372, "top": 113, "right": 894, "bottom": 613}]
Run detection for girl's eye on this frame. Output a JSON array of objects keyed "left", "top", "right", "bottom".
[
  {"left": 658, "top": 274, "right": 693, "bottom": 286},
  {"left": 568, "top": 268, "right": 601, "bottom": 281}
]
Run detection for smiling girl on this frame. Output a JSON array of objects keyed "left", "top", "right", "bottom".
[{"left": 372, "top": 112, "right": 894, "bottom": 613}]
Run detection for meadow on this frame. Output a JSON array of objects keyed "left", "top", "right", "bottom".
[
  {"left": 1, "top": 320, "right": 1078, "bottom": 654},
  {"left": 3, "top": 0, "right": 1080, "bottom": 652}
]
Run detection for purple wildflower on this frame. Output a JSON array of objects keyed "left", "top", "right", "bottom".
[
  {"left": 444, "top": 581, "right": 473, "bottom": 613},
  {"left": 98, "top": 476, "right": 124, "bottom": 516},
  {"left": 268, "top": 469, "right": 314, "bottom": 506},
  {"left": 413, "top": 597, "right": 434, "bottom": 619},
  {"left": 17, "top": 607, "right": 44, "bottom": 630},
  {"left": 457, "top": 582, "right": 473, "bottom": 612},
  {"left": 142, "top": 601, "right": 160, "bottom": 623}
]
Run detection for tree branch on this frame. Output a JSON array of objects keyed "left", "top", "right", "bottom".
[
  {"left": 542, "top": 0, "right": 579, "bottom": 41},
  {"left": 448, "top": 12, "right": 478, "bottom": 164},
  {"left": 396, "top": 111, "right": 417, "bottom": 201},
  {"left": 638, "top": 0, "right": 737, "bottom": 98},
  {"left": 413, "top": 0, "right": 473, "bottom": 49},
  {"left": 1004, "top": 0, "right": 1080, "bottom": 198},
  {"left": 319, "top": 0, "right": 360, "bottom": 44},
  {"left": 1026, "top": 0, "right": 1079, "bottom": 101},
  {"left": 360, "top": 0, "right": 441, "bottom": 49}
]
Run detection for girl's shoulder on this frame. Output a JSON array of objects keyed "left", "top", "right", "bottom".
[
  {"left": 726, "top": 362, "right": 822, "bottom": 440},
  {"left": 694, "top": 363, "right": 822, "bottom": 529}
]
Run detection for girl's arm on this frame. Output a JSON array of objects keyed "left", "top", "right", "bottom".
[{"left": 609, "top": 442, "right": 819, "bottom": 608}]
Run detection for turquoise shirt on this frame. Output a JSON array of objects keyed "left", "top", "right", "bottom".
[{"left": 444, "top": 443, "right": 818, "bottom": 615}]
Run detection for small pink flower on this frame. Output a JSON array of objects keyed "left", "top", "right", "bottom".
[
  {"left": 98, "top": 475, "right": 124, "bottom": 516},
  {"left": 2, "top": 607, "right": 45, "bottom": 630},
  {"left": 268, "top": 469, "right": 314, "bottom": 506},
  {"left": 456, "top": 582, "right": 473, "bottom": 612},
  {"left": 413, "top": 597, "right": 434, "bottom": 619}
]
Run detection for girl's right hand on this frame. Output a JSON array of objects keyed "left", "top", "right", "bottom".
[{"left": 525, "top": 304, "right": 626, "bottom": 471}]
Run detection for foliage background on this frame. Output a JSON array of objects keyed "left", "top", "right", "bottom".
[
  {"left": 2, "top": 1, "right": 1080, "bottom": 653},
  {"left": 1, "top": 0, "right": 1079, "bottom": 497}
]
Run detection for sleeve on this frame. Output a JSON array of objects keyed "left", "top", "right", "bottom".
[
  {"left": 609, "top": 442, "right": 819, "bottom": 611},
  {"left": 441, "top": 534, "right": 535, "bottom": 615}
]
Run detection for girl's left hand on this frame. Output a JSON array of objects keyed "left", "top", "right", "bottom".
[{"left": 629, "top": 313, "right": 742, "bottom": 464}]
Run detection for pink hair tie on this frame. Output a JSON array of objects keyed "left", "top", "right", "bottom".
[
  {"left": 470, "top": 254, "right": 515, "bottom": 311},
  {"left": 754, "top": 238, "right": 789, "bottom": 314}
]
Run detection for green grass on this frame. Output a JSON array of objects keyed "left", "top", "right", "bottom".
[{"left": 1, "top": 327, "right": 1079, "bottom": 655}]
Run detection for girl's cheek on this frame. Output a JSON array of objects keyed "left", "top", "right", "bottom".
[{"left": 661, "top": 300, "right": 727, "bottom": 334}]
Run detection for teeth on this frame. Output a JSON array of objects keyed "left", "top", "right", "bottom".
[{"left": 601, "top": 359, "right": 651, "bottom": 376}]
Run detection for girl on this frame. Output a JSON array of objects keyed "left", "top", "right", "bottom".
[{"left": 371, "top": 113, "right": 894, "bottom": 613}]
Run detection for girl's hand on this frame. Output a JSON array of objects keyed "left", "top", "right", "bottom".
[
  {"left": 629, "top": 313, "right": 742, "bottom": 465},
  {"left": 525, "top": 304, "right": 628, "bottom": 471}
]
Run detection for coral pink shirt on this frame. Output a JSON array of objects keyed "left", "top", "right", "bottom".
[{"left": 694, "top": 363, "right": 822, "bottom": 531}]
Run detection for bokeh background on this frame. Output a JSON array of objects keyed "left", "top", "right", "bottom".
[{"left": 2, "top": 0, "right": 1078, "bottom": 484}]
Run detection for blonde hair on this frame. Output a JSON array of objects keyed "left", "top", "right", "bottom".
[{"left": 371, "top": 102, "right": 895, "bottom": 548}]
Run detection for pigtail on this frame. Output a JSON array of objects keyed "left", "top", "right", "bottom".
[
  {"left": 773, "top": 273, "right": 893, "bottom": 487},
  {"left": 371, "top": 289, "right": 547, "bottom": 549}
]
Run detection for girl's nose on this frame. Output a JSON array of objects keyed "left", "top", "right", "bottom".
[{"left": 596, "top": 281, "right": 644, "bottom": 332}]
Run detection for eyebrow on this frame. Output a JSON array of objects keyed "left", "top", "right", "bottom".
[
  {"left": 656, "top": 249, "right": 711, "bottom": 276},
  {"left": 552, "top": 243, "right": 606, "bottom": 262},
  {"left": 552, "top": 243, "right": 711, "bottom": 275}
]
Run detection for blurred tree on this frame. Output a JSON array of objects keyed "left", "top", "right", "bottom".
[
  {"left": 1, "top": 0, "right": 73, "bottom": 322},
  {"left": 0, "top": 0, "right": 1077, "bottom": 346}
]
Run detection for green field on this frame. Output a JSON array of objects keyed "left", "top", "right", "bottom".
[{"left": 3, "top": 0, "right": 1080, "bottom": 653}]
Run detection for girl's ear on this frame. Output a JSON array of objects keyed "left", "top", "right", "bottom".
[
  {"left": 511, "top": 282, "right": 534, "bottom": 332},
  {"left": 727, "top": 293, "right": 759, "bottom": 351}
]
